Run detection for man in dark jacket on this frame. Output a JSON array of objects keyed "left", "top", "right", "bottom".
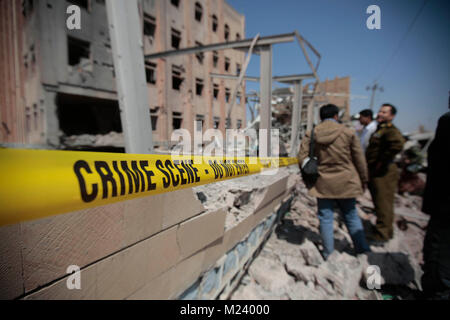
[
  {"left": 366, "top": 104, "right": 405, "bottom": 244},
  {"left": 421, "top": 110, "right": 450, "bottom": 299}
]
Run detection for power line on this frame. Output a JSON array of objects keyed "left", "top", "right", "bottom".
[{"left": 374, "top": 0, "right": 430, "bottom": 83}]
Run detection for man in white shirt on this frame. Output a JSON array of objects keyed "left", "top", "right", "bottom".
[{"left": 359, "top": 109, "right": 377, "bottom": 153}]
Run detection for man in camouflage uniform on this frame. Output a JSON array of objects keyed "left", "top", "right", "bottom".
[{"left": 366, "top": 104, "right": 405, "bottom": 244}]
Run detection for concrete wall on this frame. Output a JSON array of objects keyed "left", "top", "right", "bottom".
[{"left": 0, "top": 171, "right": 293, "bottom": 300}]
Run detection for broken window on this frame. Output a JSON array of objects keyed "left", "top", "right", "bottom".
[
  {"left": 212, "top": 14, "right": 218, "bottom": 32},
  {"left": 171, "top": 28, "right": 181, "bottom": 49},
  {"left": 195, "top": 41, "right": 204, "bottom": 64},
  {"left": 57, "top": 93, "right": 122, "bottom": 136},
  {"left": 237, "top": 119, "right": 242, "bottom": 129},
  {"left": 224, "top": 24, "right": 230, "bottom": 41},
  {"left": 143, "top": 13, "right": 156, "bottom": 42},
  {"left": 171, "top": 0, "right": 180, "bottom": 8},
  {"left": 236, "top": 63, "right": 241, "bottom": 75},
  {"left": 173, "top": 112, "right": 183, "bottom": 130},
  {"left": 225, "top": 88, "right": 230, "bottom": 103},
  {"left": 172, "top": 65, "right": 184, "bottom": 90},
  {"left": 225, "top": 57, "right": 230, "bottom": 72},
  {"left": 68, "top": 0, "right": 88, "bottom": 9},
  {"left": 213, "top": 84, "right": 219, "bottom": 100},
  {"left": 195, "top": 78, "right": 204, "bottom": 96},
  {"left": 195, "top": 2, "right": 202, "bottom": 22},
  {"left": 145, "top": 62, "right": 157, "bottom": 84},
  {"left": 213, "top": 51, "right": 219, "bottom": 68},
  {"left": 213, "top": 117, "right": 220, "bottom": 129},
  {"left": 68, "top": 36, "right": 91, "bottom": 66}
]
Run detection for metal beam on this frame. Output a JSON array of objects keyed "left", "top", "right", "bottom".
[
  {"left": 259, "top": 45, "right": 272, "bottom": 156},
  {"left": 106, "top": 0, "right": 153, "bottom": 153},
  {"left": 210, "top": 73, "right": 314, "bottom": 83},
  {"left": 145, "top": 32, "right": 295, "bottom": 60},
  {"left": 289, "top": 80, "right": 303, "bottom": 157},
  {"left": 273, "top": 73, "right": 314, "bottom": 83}
]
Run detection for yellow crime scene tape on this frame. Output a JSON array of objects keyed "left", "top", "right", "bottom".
[{"left": 0, "top": 148, "right": 298, "bottom": 226}]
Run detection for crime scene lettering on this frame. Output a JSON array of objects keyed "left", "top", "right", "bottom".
[{"left": 74, "top": 159, "right": 201, "bottom": 203}]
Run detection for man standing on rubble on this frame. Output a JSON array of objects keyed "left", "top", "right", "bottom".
[
  {"left": 358, "top": 109, "right": 378, "bottom": 153},
  {"left": 366, "top": 104, "right": 405, "bottom": 245},
  {"left": 421, "top": 107, "right": 450, "bottom": 300},
  {"left": 298, "top": 104, "right": 370, "bottom": 259}
]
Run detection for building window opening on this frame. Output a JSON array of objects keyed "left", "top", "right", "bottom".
[
  {"left": 171, "top": 28, "right": 181, "bottom": 49},
  {"left": 212, "top": 14, "right": 218, "bottom": 32},
  {"left": 224, "top": 24, "right": 230, "bottom": 41},
  {"left": 236, "top": 33, "right": 241, "bottom": 41},
  {"left": 236, "top": 92, "right": 241, "bottom": 105},
  {"left": 150, "top": 107, "right": 159, "bottom": 131},
  {"left": 213, "top": 51, "right": 219, "bottom": 68},
  {"left": 143, "top": 14, "right": 156, "bottom": 40},
  {"left": 195, "top": 2, "right": 202, "bottom": 22},
  {"left": 68, "top": 36, "right": 91, "bottom": 66},
  {"left": 213, "top": 84, "right": 219, "bottom": 100},
  {"left": 172, "top": 65, "right": 184, "bottom": 90},
  {"left": 226, "top": 118, "right": 231, "bottom": 129},
  {"left": 236, "top": 63, "right": 241, "bottom": 75},
  {"left": 173, "top": 112, "right": 183, "bottom": 130},
  {"left": 171, "top": 0, "right": 180, "bottom": 8},
  {"left": 213, "top": 117, "right": 220, "bottom": 129},
  {"left": 69, "top": 0, "right": 88, "bottom": 10},
  {"left": 225, "top": 57, "right": 230, "bottom": 72},
  {"left": 196, "top": 114, "right": 205, "bottom": 132},
  {"left": 237, "top": 119, "right": 242, "bottom": 129},
  {"left": 195, "top": 41, "right": 204, "bottom": 64},
  {"left": 195, "top": 78, "right": 204, "bottom": 96},
  {"left": 225, "top": 88, "right": 230, "bottom": 103},
  {"left": 145, "top": 62, "right": 157, "bottom": 84}
]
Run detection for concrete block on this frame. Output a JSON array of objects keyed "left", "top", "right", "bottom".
[
  {"left": 0, "top": 224, "right": 24, "bottom": 299},
  {"left": 21, "top": 201, "right": 125, "bottom": 293},
  {"left": 177, "top": 209, "right": 226, "bottom": 259},
  {"left": 126, "top": 267, "right": 176, "bottom": 300},
  {"left": 201, "top": 237, "right": 225, "bottom": 272},
  {"left": 223, "top": 214, "right": 255, "bottom": 252},
  {"left": 254, "top": 176, "right": 288, "bottom": 212},
  {"left": 171, "top": 250, "right": 206, "bottom": 299},
  {"left": 161, "top": 189, "right": 205, "bottom": 229},
  {"left": 24, "top": 264, "right": 97, "bottom": 300},
  {"left": 122, "top": 194, "right": 165, "bottom": 246},
  {"left": 96, "top": 226, "right": 179, "bottom": 299}
]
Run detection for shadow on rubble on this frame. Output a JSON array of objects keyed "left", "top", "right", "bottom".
[
  {"left": 275, "top": 218, "right": 354, "bottom": 256},
  {"left": 362, "top": 251, "right": 420, "bottom": 300}
]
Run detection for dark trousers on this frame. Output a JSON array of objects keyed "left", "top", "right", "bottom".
[
  {"left": 368, "top": 163, "right": 399, "bottom": 241},
  {"left": 421, "top": 215, "right": 450, "bottom": 299}
]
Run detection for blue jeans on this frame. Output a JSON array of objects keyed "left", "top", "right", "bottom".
[{"left": 317, "top": 198, "right": 370, "bottom": 259}]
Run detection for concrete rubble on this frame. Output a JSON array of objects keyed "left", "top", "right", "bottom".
[{"left": 229, "top": 166, "right": 428, "bottom": 300}]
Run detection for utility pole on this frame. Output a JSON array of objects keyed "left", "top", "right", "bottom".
[{"left": 366, "top": 82, "right": 384, "bottom": 110}]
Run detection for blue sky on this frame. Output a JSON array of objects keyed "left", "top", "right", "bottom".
[{"left": 227, "top": 0, "right": 450, "bottom": 133}]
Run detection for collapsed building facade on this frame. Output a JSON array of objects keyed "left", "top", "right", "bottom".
[{"left": 0, "top": 0, "right": 246, "bottom": 151}]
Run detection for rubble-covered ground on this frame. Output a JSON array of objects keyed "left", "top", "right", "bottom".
[{"left": 229, "top": 166, "right": 428, "bottom": 300}]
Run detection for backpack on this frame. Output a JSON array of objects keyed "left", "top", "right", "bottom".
[{"left": 300, "top": 126, "right": 320, "bottom": 188}]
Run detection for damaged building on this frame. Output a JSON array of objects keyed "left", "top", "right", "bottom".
[{"left": 0, "top": 0, "right": 246, "bottom": 151}]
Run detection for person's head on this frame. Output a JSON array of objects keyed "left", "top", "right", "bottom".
[
  {"left": 320, "top": 104, "right": 340, "bottom": 121},
  {"left": 359, "top": 109, "right": 373, "bottom": 126},
  {"left": 376, "top": 103, "right": 397, "bottom": 123}
]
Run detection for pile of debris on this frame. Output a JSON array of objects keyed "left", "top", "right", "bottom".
[{"left": 230, "top": 166, "right": 428, "bottom": 300}]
